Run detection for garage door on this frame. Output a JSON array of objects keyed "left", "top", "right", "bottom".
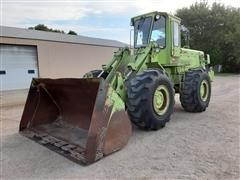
[{"left": 0, "top": 44, "right": 39, "bottom": 91}]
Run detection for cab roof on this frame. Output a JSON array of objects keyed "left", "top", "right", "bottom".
[{"left": 131, "top": 11, "right": 181, "bottom": 23}]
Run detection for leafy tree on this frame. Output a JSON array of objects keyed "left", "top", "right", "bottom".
[
  {"left": 67, "top": 30, "right": 78, "bottom": 35},
  {"left": 176, "top": 2, "right": 240, "bottom": 73},
  {"left": 28, "top": 24, "right": 77, "bottom": 36},
  {"left": 28, "top": 24, "right": 65, "bottom": 33},
  {"left": 28, "top": 24, "right": 49, "bottom": 31}
]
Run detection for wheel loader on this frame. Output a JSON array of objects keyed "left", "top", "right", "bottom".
[{"left": 19, "top": 12, "right": 214, "bottom": 164}]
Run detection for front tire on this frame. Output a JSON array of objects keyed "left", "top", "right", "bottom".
[
  {"left": 180, "top": 69, "right": 211, "bottom": 112},
  {"left": 126, "top": 69, "right": 175, "bottom": 130}
]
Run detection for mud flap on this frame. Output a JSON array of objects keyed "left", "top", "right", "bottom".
[{"left": 19, "top": 78, "right": 132, "bottom": 164}]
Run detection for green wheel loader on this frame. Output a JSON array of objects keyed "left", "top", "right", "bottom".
[{"left": 19, "top": 12, "right": 214, "bottom": 164}]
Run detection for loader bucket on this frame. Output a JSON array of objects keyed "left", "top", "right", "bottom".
[{"left": 19, "top": 78, "right": 132, "bottom": 164}]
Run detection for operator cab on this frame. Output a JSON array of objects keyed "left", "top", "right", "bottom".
[{"left": 130, "top": 11, "right": 186, "bottom": 56}]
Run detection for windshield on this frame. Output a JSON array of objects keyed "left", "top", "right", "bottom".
[
  {"left": 150, "top": 16, "right": 166, "bottom": 47},
  {"left": 134, "top": 17, "right": 152, "bottom": 48}
]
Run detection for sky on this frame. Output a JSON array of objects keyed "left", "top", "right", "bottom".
[{"left": 1, "top": 0, "right": 239, "bottom": 43}]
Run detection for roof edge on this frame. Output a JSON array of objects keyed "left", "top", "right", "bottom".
[{"left": 0, "top": 26, "right": 127, "bottom": 48}]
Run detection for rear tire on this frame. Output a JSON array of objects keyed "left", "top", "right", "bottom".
[
  {"left": 180, "top": 69, "right": 211, "bottom": 112},
  {"left": 83, "top": 70, "right": 108, "bottom": 79},
  {"left": 126, "top": 69, "right": 175, "bottom": 130}
]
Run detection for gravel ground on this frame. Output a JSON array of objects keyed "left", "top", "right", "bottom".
[{"left": 1, "top": 75, "right": 240, "bottom": 179}]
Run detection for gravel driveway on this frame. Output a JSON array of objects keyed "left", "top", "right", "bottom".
[{"left": 1, "top": 75, "right": 239, "bottom": 179}]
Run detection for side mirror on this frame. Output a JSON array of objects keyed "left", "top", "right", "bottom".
[
  {"left": 130, "top": 19, "right": 134, "bottom": 26},
  {"left": 205, "top": 54, "right": 210, "bottom": 65}
]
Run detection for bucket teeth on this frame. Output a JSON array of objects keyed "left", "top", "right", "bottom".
[
  {"left": 54, "top": 141, "right": 69, "bottom": 147},
  {"left": 61, "top": 144, "right": 77, "bottom": 151}
]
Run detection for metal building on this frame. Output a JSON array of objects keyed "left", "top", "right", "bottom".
[{"left": 0, "top": 26, "right": 126, "bottom": 91}]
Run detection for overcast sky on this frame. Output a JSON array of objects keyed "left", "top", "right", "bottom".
[{"left": 1, "top": 0, "right": 239, "bottom": 43}]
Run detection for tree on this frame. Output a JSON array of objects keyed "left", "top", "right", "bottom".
[
  {"left": 28, "top": 24, "right": 65, "bottom": 33},
  {"left": 176, "top": 2, "right": 240, "bottom": 73},
  {"left": 29, "top": 24, "right": 49, "bottom": 31},
  {"left": 28, "top": 24, "right": 77, "bottom": 36},
  {"left": 67, "top": 30, "right": 78, "bottom": 35}
]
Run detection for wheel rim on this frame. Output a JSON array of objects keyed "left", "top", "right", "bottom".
[
  {"left": 200, "top": 80, "right": 209, "bottom": 101},
  {"left": 153, "top": 85, "right": 170, "bottom": 116}
]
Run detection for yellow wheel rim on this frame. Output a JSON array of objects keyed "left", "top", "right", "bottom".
[
  {"left": 200, "top": 80, "right": 209, "bottom": 101},
  {"left": 153, "top": 85, "right": 170, "bottom": 116}
]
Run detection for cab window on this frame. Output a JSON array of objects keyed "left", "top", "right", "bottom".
[
  {"left": 134, "top": 17, "right": 152, "bottom": 48},
  {"left": 150, "top": 16, "right": 166, "bottom": 47},
  {"left": 173, "top": 21, "right": 180, "bottom": 47}
]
